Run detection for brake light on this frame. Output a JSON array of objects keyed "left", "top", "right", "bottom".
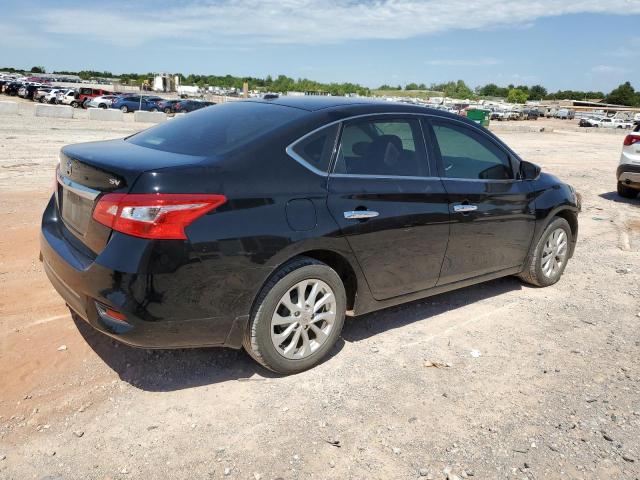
[
  {"left": 93, "top": 193, "right": 226, "bottom": 240},
  {"left": 623, "top": 135, "right": 640, "bottom": 146}
]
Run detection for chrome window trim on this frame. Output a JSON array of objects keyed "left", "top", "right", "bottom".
[
  {"left": 330, "top": 173, "right": 441, "bottom": 181},
  {"left": 285, "top": 111, "right": 522, "bottom": 181},
  {"left": 57, "top": 170, "right": 100, "bottom": 201}
]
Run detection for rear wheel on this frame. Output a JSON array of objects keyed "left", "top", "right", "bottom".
[
  {"left": 70, "top": 101, "right": 79, "bottom": 108},
  {"left": 519, "top": 217, "right": 572, "bottom": 287},
  {"left": 243, "top": 257, "right": 346, "bottom": 374},
  {"left": 617, "top": 181, "right": 638, "bottom": 199},
  {"left": 164, "top": 108, "right": 172, "bottom": 114}
]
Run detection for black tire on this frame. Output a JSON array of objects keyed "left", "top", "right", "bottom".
[
  {"left": 243, "top": 256, "right": 346, "bottom": 374},
  {"left": 70, "top": 101, "right": 79, "bottom": 108},
  {"left": 99, "top": 104, "right": 107, "bottom": 109},
  {"left": 519, "top": 217, "right": 572, "bottom": 287},
  {"left": 150, "top": 107, "right": 158, "bottom": 112},
  {"left": 120, "top": 106, "right": 129, "bottom": 113},
  {"left": 164, "top": 108, "right": 172, "bottom": 114},
  {"left": 617, "top": 182, "right": 638, "bottom": 199}
]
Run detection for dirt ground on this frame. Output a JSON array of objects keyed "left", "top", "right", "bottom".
[{"left": 0, "top": 103, "right": 639, "bottom": 480}]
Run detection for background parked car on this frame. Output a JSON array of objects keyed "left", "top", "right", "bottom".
[
  {"left": 617, "top": 123, "right": 640, "bottom": 198},
  {"left": 75, "top": 88, "right": 113, "bottom": 108},
  {"left": 85, "top": 95, "right": 119, "bottom": 109},
  {"left": 34, "top": 87, "right": 54, "bottom": 102},
  {"left": 56, "top": 89, "right": 77, "bottom": 106},
  {"left": 21, "top": 84, "right": 43, "bottom": 100},
  {"left": 43, "top": 89, "right": 63, "bottom": 104},
  {"left": 156, "top": 99, "right": 182, "bottom": 113},
  {"left": 4, "top": 82, "right": 22, "bottom": 96},
  {"left": 555, "top": 108, "right": 575, "bottom": 120},
  {"left": 111, "top": 95, "right": 162, "bottom": 113},
  {"left": 173, "top": 99, "right": 216, "bottom": 113}
]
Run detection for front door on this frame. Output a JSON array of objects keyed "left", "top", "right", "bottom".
[
  {"left": 424, "top": 117, "right": 536, "bottom": 285},
  {"left": 327, "top": 116, "right": 450, "bottom": 300}
]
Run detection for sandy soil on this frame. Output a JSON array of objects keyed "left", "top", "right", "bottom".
[{"left": 0, "top": 104, "right": 639, "bottom": 480}]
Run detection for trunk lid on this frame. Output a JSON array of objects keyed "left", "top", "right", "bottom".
[{"left": 57, "top": 139, "right": 208, "bottom": 254}]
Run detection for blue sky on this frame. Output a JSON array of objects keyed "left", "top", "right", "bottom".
[{"left": 1, "top": 0, "right": 639, "bottom": 92}]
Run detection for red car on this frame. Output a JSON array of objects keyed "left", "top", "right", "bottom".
[{"left": 74, "top": 88, "right": 113, "bottom": 108}]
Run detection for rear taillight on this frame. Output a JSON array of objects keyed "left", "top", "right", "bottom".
[
  {"left": 93, "top": 193, "right": 226, "bottom": 240},
  {"left": 623, "top": 135, "right": 640, "bottom": 146}
]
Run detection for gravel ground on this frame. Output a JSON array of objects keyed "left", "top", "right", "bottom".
[{"left": 0, "top": 103, "right": 639, "bottom": 480}]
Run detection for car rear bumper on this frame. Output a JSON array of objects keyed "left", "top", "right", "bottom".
[
  {"left": 40, "top": 196, "right": 249, "bottom": 349},
  {"left": 617, "top": 163, "right": 640, "bottom": 188}
]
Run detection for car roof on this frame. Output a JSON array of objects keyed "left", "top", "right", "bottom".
[
  {"left": 243, "top": 95, "right": 464, "bottom": 121},
  {"left": 246, "top": 95, "right": 383, "bottom": 111}
]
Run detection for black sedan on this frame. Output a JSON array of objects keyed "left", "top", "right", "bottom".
[
  {"left": 156, "top": 99, "right": 182, "bottom": 114},
  {"left": 41, "top": 97, "right": 580, "bottom": 373},
  {"left": 173, "top": 99, "right": 216, "bottom": 113}
]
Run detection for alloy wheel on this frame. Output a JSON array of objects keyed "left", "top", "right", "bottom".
[
  {"left": 541, "top": 228, "right": 568, "bottom": 278},
  {"left": 270, "top": 279, "right": 336, "bottom": 360}
]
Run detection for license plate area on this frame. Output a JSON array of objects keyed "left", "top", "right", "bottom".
[{"left": 61, "top": 186, "right": 93, "bottom": 235}]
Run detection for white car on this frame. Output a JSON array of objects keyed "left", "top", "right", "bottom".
[
  {"left": 43, "top": 89, "right": 62, "bottom": 104},
  {"left": 592, "top": 117, "right": 616, "bottom": 128},
  {"left": 613, "top": 118, "right": 634, "bottom": 129},
  {"left": 85, "top": 95, "right": 118, "bottom": 109},
  {"left": 617, "top": 124, "right": 640, "bottom": 198},
  {"left": 56, "top": 89, "right": 77, "bottom": 106}
]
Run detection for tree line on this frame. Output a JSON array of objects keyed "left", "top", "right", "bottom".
[
  {"left": 383, "top": 80, "right": 640, "bottom": 106},
  {"left": 4, "top": 66, "right": 639, "bottom": 106}
]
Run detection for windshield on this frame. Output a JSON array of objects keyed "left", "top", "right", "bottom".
[{"left": 127, "top": 101, "right": 305, "bottom": 156}]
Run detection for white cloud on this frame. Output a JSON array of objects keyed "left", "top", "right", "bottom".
[
  {"left": 425, "top": 58, "right": 502, "bottom": 67},
  {"left": 591, "top": 65, "right": 629, "bottom": 74},
  {"left": 32, "top": 0, "right": 640, "bottom": 46}
]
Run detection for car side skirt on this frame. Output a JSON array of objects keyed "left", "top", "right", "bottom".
[{"left": 352, "top": 266, "right": 522, "bottom": 316}]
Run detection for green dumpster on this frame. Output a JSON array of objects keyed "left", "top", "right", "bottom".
[{"left": 466, "top": 109, "right": 490, "bottom": 127}]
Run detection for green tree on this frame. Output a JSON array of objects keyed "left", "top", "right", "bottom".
[
  {"left": 405, "top": 83, "right": 420, "bottom": 90},
  {"left": 528, "top": 85, "right": 548, "bottom": 101},
  {"left": 430, "top": 80, "right": 475, "bottom": 99},
  {"left": 507, "top": 88, "right": 528, "bottom": 104},
  {"left": 30, "top": 66, "right": 45, "bottom": 74},
  {"left": 606, "top": 81, "right": 637, "bottom": 106}
]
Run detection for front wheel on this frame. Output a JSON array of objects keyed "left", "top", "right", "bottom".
[
  {"left": 243, "top": 257, "right": 346, "bottom": 374},
  {"left": 120, "top": 105, "right": 129, "bottom": 113},
  {"left": 617, "top": 181, "right": 638, "bottom": 199},
  {"left": 519, "top": 217, "right": 572, "bottom": 287}
]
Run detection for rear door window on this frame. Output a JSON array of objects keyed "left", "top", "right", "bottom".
[
  {"left": 333, "top": 118, "right": 429, "bottom": 177},
  {"left": 289, "top": 124, "right": 339, "bottom": 173}
]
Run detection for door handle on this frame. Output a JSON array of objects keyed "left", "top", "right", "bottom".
[
  {"left": 453, "top": 204, "right": 478, "bottom": 213},
  {"left": 344, "top": 210, "right": 379, "bottom": 219}
]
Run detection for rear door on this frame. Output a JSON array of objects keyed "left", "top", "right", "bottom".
[
  {"left": 327, "top": 116, "right": 449, "bottom": 300},
  {"left": 424, "top": 117, "right": 536, "bottom": 285}
]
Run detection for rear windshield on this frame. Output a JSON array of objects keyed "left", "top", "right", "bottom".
[{"left": 127, "top": 101, "right": 305, "bottom": 156}]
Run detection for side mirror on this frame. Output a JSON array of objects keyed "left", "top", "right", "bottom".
[{"left": 519, "top": 160, "right": 541, "bottom": 180}]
